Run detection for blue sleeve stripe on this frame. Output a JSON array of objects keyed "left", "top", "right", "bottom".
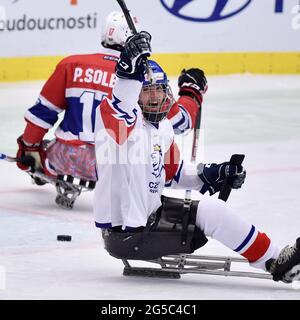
[
  {"left": 173, "top": 160, "right": 184, "bottom": 184},
  {"left": 173, "top": 105, "right": 191, "bottom": 133},
  {"left": 25, "top": 110, "right": 53, "bottom": 129},
  {"left": 165, "top": 180, "right": 172, "bottom": 187},
  {"left": 28, "top": 102, "right": 59, "bottom": 126},
  {"left": 39, "top": 94, "right": 64, "bottom": 113},
  {"left": 173, "top": 113, "right": 186, "bottom": 129}
]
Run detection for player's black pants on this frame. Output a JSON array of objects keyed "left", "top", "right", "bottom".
[{"left": 102, "top": 196, "right": 208, "bottom": 260}]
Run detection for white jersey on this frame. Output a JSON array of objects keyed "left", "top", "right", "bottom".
[{"left": 93, "top": 78, "right": 204, "bottom": 230}]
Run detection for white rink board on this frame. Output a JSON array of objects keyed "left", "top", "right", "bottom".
[{"left": 0, "top": 0, "right": 299, "bottom": 57}]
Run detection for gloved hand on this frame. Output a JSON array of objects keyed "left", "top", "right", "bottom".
[
  {"left": 198, "top": 162, "right": 246, "bottom": 196},
  {"left": 178, "top": 68, "right": 208, "bottom": 106},
  {"left": 16, "top": 135, "right": 46, "bottom": 172},
  {"left": 116, "top": 31, "right": 152, "bottom": 81}
]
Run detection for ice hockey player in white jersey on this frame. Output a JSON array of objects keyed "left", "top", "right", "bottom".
[
  {"left": 15, "top": 11, "right": 206, "bottom": 209},
  {"left": 93, "top": 31, "right": 300, "bottom": 283}
]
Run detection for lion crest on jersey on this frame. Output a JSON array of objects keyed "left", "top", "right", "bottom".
[{"left": 151, "top": 144, "right": 163, "bottom": 179}]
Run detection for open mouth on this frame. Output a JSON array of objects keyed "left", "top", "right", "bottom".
[{"left": 145, "top": 102, "right": 160, "bottom": 111}]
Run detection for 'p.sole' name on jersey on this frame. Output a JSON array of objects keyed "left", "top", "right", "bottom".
[{"left": 73, "top": 67, "right": 116, "bottom": 87}]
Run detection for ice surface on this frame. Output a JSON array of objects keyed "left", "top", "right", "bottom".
[{"left": 0, "top": 75, "right": 300, "bottom": 300}]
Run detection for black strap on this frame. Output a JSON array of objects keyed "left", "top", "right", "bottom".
[{"left": 181, "top": 198, "right": 192, "bottom": 246}]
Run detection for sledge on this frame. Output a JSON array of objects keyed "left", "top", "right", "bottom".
[{"left": 122, "top": 254, "right": 273, "bottom": 280}]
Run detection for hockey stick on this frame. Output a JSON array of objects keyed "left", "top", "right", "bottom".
[
  {"left": 1, "top": 152, "right": 55, "bottom": 189},
  {"left": 1, "top": 152, "right": 93, "bottom": 209},
  {"left": 218, "top": 154, "right": 245, "bottom": 202},
  {"left": 0, "top": 152, "right": 34, "bottom": 166},
  {"left": 0, "top": 152, "right": 54, "bottom": 183},
  {"left": 116, "top": 0, "right": 137, "bottom": 34},
  {"left": 0, "top": 152, "right": 17, "bottom": 162},
  {"left": 187, "top": 107, "right": 202, "bottom": 187},
  {"left": 116, "top": 0, "right": 153, "bottom": 81},
  {"left": 191, "top": 107, "right": 202, "bottom": 163},
  {"left": 181, "top": 107, "right": 202, "bottom": 245}
]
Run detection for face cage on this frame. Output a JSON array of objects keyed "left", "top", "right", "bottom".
[{"left": 139, "top": 84, "right": 174, "bottom": 124}]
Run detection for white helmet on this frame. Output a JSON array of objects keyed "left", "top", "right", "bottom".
[{"left": 101, "top": 11, "right": 141, "bottom": 50}]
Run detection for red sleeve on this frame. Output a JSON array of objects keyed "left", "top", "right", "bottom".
[
  {"left": 166, "top": 101, "right": 181, "bottom": 120},
  {"left": 40, "top": 62, "right": 67, "bottom": 109},
  {"left": 164, "top": 141, "right": 181, "bottom": 182},
  {"left": 23, "top": 120, "right": 48, "bottom": 145},
  {"left": 177, "top": 95, "right": 201, "bottom": 130}
]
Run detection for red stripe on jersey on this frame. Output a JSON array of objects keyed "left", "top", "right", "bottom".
[
  {"left": 177, "top": 95, "right": 201, "bottom": 130},
  {"left": 166, "top": 101, "right": 180, "bottom": 120},
  {"left": 100, "top": 99, "right": 136, "bottom": 145},
  {"left": 56, "top": 137, "right": 93, "bottom": 146},
  {"left": 241, "top": 232, "right": 271, "bottom": 262},
  {"left": 164, "top": 141, "right": 181, "bottom": 182}
]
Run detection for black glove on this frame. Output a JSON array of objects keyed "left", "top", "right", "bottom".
[
  {"left": 178, "top": 68, "right": 207, "bottom": 105},
  {"left": 198, "top": 162, "right": 246, "bottom": 196},
  {"left": 116, "top": 31, "right": 152, "bottom": 81}
]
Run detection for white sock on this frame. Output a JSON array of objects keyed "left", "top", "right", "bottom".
[{"left": 196, "top": 197, "right": 279, "bottom": 271}]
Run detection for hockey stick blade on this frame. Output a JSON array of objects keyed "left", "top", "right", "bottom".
[{"left": 218, "top": 154, "right": 245, "bottom": 202}]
